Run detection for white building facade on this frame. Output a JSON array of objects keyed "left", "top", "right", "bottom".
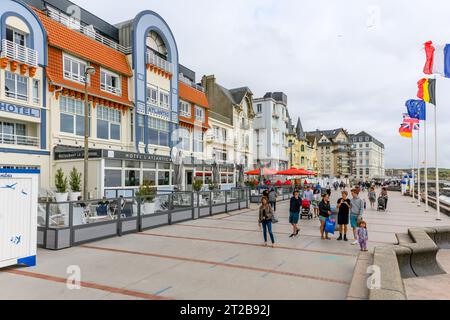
[
  {"left": 253, "top": 92, "right": 290, "bottom": 171},
  {"left": 350, "top": 131, "right": 385, "bottom": 180}
]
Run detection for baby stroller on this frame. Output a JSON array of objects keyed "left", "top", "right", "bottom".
[
  {"left": 300, "top": 199, "right": 313, "bottom": 220},
  {"left": 377, "top": 196, "right": 386, "bottom": 212}
]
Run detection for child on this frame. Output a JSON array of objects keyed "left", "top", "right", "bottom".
[{"left": 357, "top": 220, "right": 369, "bottom": 252}]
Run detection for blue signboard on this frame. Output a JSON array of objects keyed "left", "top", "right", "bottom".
[
  {"left": 148, "top": 105, "right": 170, "bottom": 119},
  {"left": 0, "top": 101, "right": 40, "bottom": 118}
]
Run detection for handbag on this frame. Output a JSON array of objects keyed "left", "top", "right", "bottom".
[{"left": 325, "top": 218, "right": 336, "bottom": 235}]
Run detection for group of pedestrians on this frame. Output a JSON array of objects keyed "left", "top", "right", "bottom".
[{"left": 257, "top": 183, "right": 373, "bottom": 252}]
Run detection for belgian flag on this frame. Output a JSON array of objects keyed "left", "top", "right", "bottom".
[{"left": 417, "top": 78, "right": 436, "bottom": 105}]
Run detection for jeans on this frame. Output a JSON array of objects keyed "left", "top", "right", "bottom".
[{"left": 262, "top": 220, "right": 275, "bottom": 244}]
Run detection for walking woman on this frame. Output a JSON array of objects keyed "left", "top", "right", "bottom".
[
  {"left": 289, "top": 190, "right": 302, "bottom": 238},
  {"left": 312, "top": 189, "right": 321, "bottom": 218},
  {"left": 258, "top": 197, "right": 275, "bottom": 248},
  {"left": 319, "top": 194, "right": 332, "bottom": 240}
]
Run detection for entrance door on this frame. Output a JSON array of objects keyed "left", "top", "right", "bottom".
[{"left": 186, "top": 171, "right": 193, "bottom": 191}]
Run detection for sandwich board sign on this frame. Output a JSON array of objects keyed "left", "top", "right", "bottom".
[{"left": 0, "top": 169, "right": 39, "bottom": 269}]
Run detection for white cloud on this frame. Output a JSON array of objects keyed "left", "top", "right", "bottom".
[{"left": 73, "top": 0, "right": 450, "bottom": 168}]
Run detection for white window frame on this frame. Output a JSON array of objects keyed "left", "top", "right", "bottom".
[
  {"left": 63, "top": 53, "right": 88, "bottom": 83},
  {"left": 147, "top": 85, "right": 158, "bottom": 105},
  {"left": 159, "top": 90, "right": 170, "bottom": 109},
  {"left": 179, "top": 100, "right": 191, "bottom": 117},
  {"left": 100, "top": 68, "right": 121, "bottom": 95},
  {"left": 32, "top": 79, "right": 40, "bottom": 104},
  {"left": 60, "top": 96, "right": 91, "bottom": 137},
  {"left": 97, "top": 105, "right": 121, "bottom": 141},
  {"left": 5, "top": 71, "right": 28, "bottom": 102},
  {"left": 195, "top": 106, "right": 205, "bottom": 122}
]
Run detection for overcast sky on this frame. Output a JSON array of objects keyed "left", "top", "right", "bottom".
[{"left": 74, "top": 0, "right": 450, "bottom": 168}]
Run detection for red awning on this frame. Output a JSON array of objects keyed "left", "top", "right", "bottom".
[{"left": 245, "top": 168, "right": 278, "bottom": 176}]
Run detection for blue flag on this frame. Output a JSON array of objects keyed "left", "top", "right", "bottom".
[{"left": 406, "top": 100, "right": 426, "bottom": 121}]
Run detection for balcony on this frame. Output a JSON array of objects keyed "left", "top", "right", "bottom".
[
  {"left": 1, "top": 39, "right": 38, "bottom": 67},
  {"left": 180, "top": 75, "right": 205, "bottom": 92},
  {"left": 0, "top": 133, "right": 39, "bottom": 147},
  {"left": 100, "top": 83, "right": 122, "bottom": 95},
  {"left": 47, "top": 7, "right": 131, "bottom": 55},
  {"left": 147, "top": 50, "right": 173, "bottom": 75}
]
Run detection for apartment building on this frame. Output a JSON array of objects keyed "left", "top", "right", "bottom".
[
  {"left": 253, "top": 92, "right": 290, "bottom": 171},
  {"left": 306, "top": 128, "right": 353, "bottom": 179},
  {"left": 286, "top": 116, "right": 318, "bottom": 173},
  {"left": 350, "top": 131, "right": 385, "bottom": 180},
  {"left": 202, "top": 75, "right": 255, "bottom": 186}
]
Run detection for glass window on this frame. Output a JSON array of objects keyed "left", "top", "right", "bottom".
[
  {"left": 147, "top": 85, "right": 158, "bottom": 105},
  {"left": 97, "top": 105, "right": 121, "bottom": 140},
  {"left": 143, "top": 162, "right": 156, "bottom": 169},
  {"left": 148, "top": 117, "right": 170, "bottom": 146},
  {"left": 60, "top": 97, "right": 90, "bottom": 136},
  {"left": 143, "top": 171, "right": 156, "bottom": 185},
  {"left": 125, "top": 161, "right": 140, "bottom": 168},
  {"left": 105, "top": 160, "right": 122, "bottom": 168},
  {"left": 5, "top": 71, "right": 28, "bottom": 101},
  {"left": 195, "top": 106, "right": 205, "bottom": 122},
  {"left": 158, "top": 163, "right": 171, "bottom": 170},
  {"left": 125, "top": 170, "right": 140, "bottom": 187},
  {"left": 32, "top": 79, "right": 40, "bottom": 104},
  {"left": 137, "top": 114, "right": 144, "bottom": 143},
  {"left": 63, "top": 55, "right": 87, "bottom": 83},
  {"left": 179, "top": 128, "right": 191, "bottom": 151},
  {"left": 105, "top": 170, "right": 122, "bottom": 188},
  {"left": 179, "top": 100, "right": 191, "bottom": 117},
  {"left": 257, "top": 104, "right": 262, "bottom": 113},
  {"left": 193, "top": 130, "right": 204, "bottom": 153},
  {"left": 101, "top": 69, "right": 121, "bottom": 95},
  {"left": 159, "top": 90, "right": 170, "bottom": 109},
  {"left": 6, "top": 28, "right": 26, "bottom": 46},
  {"left": 158, "top": 171, "right": 170, "bottom": 186}
]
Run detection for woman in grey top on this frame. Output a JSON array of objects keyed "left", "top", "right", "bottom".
[
  {"left": 259, "top": 197, "right": 275, "bottom": 247},
  {"left": 350, "top": 189, "right": 365, "bottom": 245}
]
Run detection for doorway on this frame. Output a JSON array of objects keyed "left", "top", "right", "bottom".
[{"left": 185, "top": 170, "right": 193, "bottom": 191}]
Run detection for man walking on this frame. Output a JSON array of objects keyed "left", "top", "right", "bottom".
[{"left": 350, "top": 189, "right": 365, "bottom": 245}]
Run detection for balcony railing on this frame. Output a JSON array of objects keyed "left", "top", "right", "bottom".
[
  {"left": 47, "top": 8, "right": 131, "bottom": 55},
  {"left": 147, "top": 50, "right": 173, "bottom": 75},
  {"left": 1, "top": 39, "right": 38, "bottom": 67},
  {"left": 180, "top": 75, "right": 205, "bottom": 92},
  {"left": 0, "top": 133, "right": 39, "bottom": 147},
  {"left": 100, "top": 83, "right": 122, "bottom": 95}
]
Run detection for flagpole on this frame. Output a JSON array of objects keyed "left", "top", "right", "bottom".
[
  {"left": 434, "top": 101, "right": 441, "bottom": 221},
  {"left": 417, "top": 123, "right": 421, "bottom": 207},
  {"left": 411, "top": 132, "right": 415, "bottom": 202},
  {"left": 424, "top": 110, "right": 429, "bottom": 213}
]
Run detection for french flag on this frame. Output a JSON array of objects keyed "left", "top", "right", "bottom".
[{"left": 423, "top": 41, "right": 450, "bottom": 77}]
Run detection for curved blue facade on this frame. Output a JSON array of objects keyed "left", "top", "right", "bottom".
[{"left": 132, "top": 10, "right": 179, "bottom": 154}]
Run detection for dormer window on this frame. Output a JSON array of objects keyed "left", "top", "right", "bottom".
[
  {"left": 63, "top": 54, "right": 88, "bottom": 83},
  {"left": 101, "top": 69, "right": 121, "bottom": 95}
]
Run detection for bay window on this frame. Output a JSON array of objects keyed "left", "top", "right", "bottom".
[
  {"left": 60, "top": 96, "right": 90, "bottom": 136},
  {"left": 97, "top": 105, "right": 121, "bottom": 140},
  {"left": 63, "top": 54, "right": 88, "bottom": 83},
  {"left": 5, "top": 71, "right": 28, "bottom": 101}
]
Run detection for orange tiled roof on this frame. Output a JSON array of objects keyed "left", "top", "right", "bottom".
[
  {"left": 47, "top": 47, "right": 131, "bottom": 106},
  {"left": 179, "top": 82, "right": 209, "bottom": 108},
  {"left": 34, "top": 9, "right": 132, "bottom": 77}
]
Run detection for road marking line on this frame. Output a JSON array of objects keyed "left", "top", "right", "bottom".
[
  {"left": 137, "top": 232, "right": 357, "bottom": 257},
  {"left": 3, "top": 269, "right": 173, "bottom": 300},
  {"left": 80, "top": 245, "right": 351, "bottom": 286},
  {"left": 154, "top": 286, "right": 173, "bottom": 296}
]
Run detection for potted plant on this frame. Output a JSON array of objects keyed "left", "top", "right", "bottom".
[
  {"left": 69, "top": 167, "right": 82, "bottom": 201},
  {"left": 136, "top": 180, "right": 156, "bottom": 214},
  {"left": 54, "top": 168, "right": 69, "bottom": 202},
  {"left": 208, "top": 182, "right": 219, "bottom": 191},
  {"left": 193, "top": 180, "right": 203, "bottom": 193}
]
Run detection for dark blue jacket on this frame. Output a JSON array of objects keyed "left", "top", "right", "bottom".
[{"left": 290, "top": 197, "right": 302, "bottom": 213}]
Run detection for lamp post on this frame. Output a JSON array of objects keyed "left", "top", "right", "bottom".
[{"left": 83, "top": 66, "right": 96, "bottom": 201}]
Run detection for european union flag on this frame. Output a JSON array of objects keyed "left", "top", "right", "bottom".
[{"left": 406, "top": 100, "right": 426, "bottom": 121}]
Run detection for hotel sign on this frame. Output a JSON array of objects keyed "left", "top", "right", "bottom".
[
  {"left": 0, "top": 101, "right": 41, "bottom": 118},
  {"left": 104, "top": 150, "right": 171, "bottom": 163}
]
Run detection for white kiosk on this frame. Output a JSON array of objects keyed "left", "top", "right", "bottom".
[{"left": 0, "top": 169, "right": 39, "bottom": 269}]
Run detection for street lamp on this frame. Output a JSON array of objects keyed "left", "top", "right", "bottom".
[{"left": 83, "top": 66, "right": 96, "bottom": 201}]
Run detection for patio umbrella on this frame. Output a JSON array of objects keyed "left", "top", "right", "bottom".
[
  {"left": 284, "top": 180, "right": 292, "bottom": 185},
  {"left": 277, "top": 167, "right": 310, "bottom": 176},
  {"left": 172, "top": 149, "right": 183, "bottom": 191},
  {"left": 245, "top": 168, "right": 278, "bottom": 175},
  {"left": 212, "top": 159, "right": 220, "bottom": 186},
  {"left": 236, "top": 164, "right": 244, "bottom": 187}
]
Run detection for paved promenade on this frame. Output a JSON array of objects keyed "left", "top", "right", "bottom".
[{"left": 0, "top": 190, "right": 449, "bottom": 300}]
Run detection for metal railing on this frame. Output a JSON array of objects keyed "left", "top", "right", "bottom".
[
  {"left": 180, "top": 75, "right": 205, "bottom": 92},
  {"left": 100, "top": 83, "right": 122, "bottom": 95},
  {"left": 0, "top": 133, "right": 39, "bottom": 147},
  {"left": 47, "top": 8, "right": 131, "bottom": 55},
  {"left": 37, "top": 189, "right": 250, "bottom": 250},
  {"left": 146, "top": 50, "right": 173, "bottom": 74},
  {"left": 1, "top": 39, "right": 38, "bottom": 67}
]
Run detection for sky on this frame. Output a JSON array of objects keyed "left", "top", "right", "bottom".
[{"left": 73, "top": 0, "right": 450, "bottom": 168}]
